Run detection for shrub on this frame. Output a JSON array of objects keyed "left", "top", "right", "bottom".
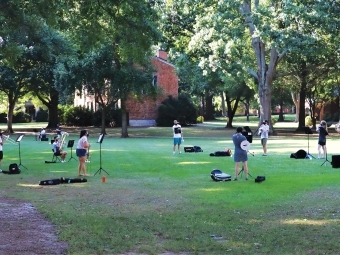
[
  {"left": 156, "top": 94, "right": 198, "bottom": 127},
  {"left": 197, "top": 116, "right": 204, "bottom": 123},
  {"left": 0, "top": 112, "right": 7, "bottom": 123},
  {"left": 35, "top": 109, "right": 48, "bottom": 122},
  {"left": 92, "top": 107, "right": 122, "bottom": 127},
  {"left": 12, "top": 111, "right": 31, "bottom": 123},
  {"left": 305, "top": 116, "right": 313, "bottom": 126},
  {"left": 63, "top": 106, "right": 93, "bottom": 126}
]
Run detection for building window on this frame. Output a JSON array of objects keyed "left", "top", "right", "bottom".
[{"left": 152, "top": 75, "right": 158, "bottom": 87}]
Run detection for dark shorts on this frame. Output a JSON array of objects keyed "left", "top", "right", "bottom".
[
  {"left": 0, "top": 151, "right": 3, "bottom": 160},
  {"left": 76, "top": 149, "right": 87, "bottom": 157},
  {"left": 318, "top": 141, "right": 326, "bottom": 146}
]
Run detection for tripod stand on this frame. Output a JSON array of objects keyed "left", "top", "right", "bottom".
[
  {"left": 67, "top": 140, "right": 77, "bottom": 162},
  {"left": 94, "top": 134, "right": 109, "bottom": 176},
  {"left": 16, "top": 135, "right": 27, "bottom": 170},
  {"left": 304, "top": 127, "right": 316, "bottom": 159},
  {"left": 321, "top": 152, "right": 331, "bottom": 166}
]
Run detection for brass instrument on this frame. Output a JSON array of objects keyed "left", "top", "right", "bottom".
[
  {"left": 59, "top": 132, "right": 69, "bottom": 150},
  {"left": 2, "top": 134, "right": 18, "bottom": 145}
]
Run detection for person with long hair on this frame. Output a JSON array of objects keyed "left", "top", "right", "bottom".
[
  {"left": 317, "top": 120, "right": 328, "bottom": 159},
  {"left": 76, "top": 130, "right": 90, "bottom": 176}
]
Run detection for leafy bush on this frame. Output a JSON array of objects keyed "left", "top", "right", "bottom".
[
  {"left": 305, "top": 116, "right": 313, "bottom": 126},
  {"left": 156, "top": 94, "right": 198, "bottom": 127},
  {"left": 197, "top": 116, "right": 204, "bottom": 123},
  {"left": 12, "top": 111, "right": 31, "bottom": 123},
  {"left": 35, "top": 109, "right": 48, "bottom": 122},
  {"left": 0, "top": 112, "right": 7, "bottom": 123},
  {"left": 63, "top": 106, "right": 93, "bottom": 126},
  {"left": 92, "top": 107, "right": 122, "bottom": 127}
]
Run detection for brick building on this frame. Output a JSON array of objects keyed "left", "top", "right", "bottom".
[{"left": 74, "top": 49, "right": 179, "bottom": 126}]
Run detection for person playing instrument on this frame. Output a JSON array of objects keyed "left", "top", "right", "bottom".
[
  {"left": 258, "top": 120, "right": 269, "bottom": 156},
  {"left": 76, "top": 130, "right": 90, "bottom": 176},
  {"left": 232, "top": 127, "right": 249, "bottom": 181},
  {"left": 316, "top": 120, "right": 328, "bottom": 159},
  {"left": 52, "top": 136, "right": 67, "bottom": 162},
  {"left": 172, "top": 120, "right": 183, "bottom": 154}
]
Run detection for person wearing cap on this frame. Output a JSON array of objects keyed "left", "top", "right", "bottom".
[
  {"left": 172, "top": 120, "right": 183, "bottom": 154},
  {"left": 258, "top": 120, "right": 269, "bottom": 156},
  {"left": 316, "top": 120, "right": 328, "bottom": 159},
  {"left": 232, "top": 127, "right": 249, "bottom": 180}
]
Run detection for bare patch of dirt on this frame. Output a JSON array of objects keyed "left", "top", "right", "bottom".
[{"left": 0, "top": 197, "right": 68, "bottom": 255}]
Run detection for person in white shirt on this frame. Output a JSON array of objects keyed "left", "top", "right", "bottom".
[
  {"left": 172, "top": 120, "right": 183, "bottom": 154},
  {"left": 258, "top": 120, "right": 269, "bottom": 156}
]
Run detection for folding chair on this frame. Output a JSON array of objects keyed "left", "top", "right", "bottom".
[{"left": 52, "top": 149, "right": 61, "bottom": 162}]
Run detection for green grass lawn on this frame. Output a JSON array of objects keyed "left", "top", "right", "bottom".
[{"left": 1, "top": 118, "right": 340, "bottom": 254}]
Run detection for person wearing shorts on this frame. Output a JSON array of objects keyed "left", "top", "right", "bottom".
[
  {"left": 317, "top": 120, "right": 328, "bottom": 159},
  {"left": 259, "top": 120, "right": 269, "bottom": 156},
  {"left": 172, "top": 120, "right": 183, "bottom": 154},
  {"left": 76, "top": 130, "right": 90, "bottom": 176},
  {"left": 232, "top": 127, "right": 248, "bottom": 180}
]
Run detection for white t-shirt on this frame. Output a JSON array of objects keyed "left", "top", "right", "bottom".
[
  {"left": 172, "top": 124, "right": 182, "bottom": 138},
  {"left": 260, "top": 124, "right": 269, "bottom": 139},
  {"left": 77, "top": 136, "right": 88, "bottom": 149}
]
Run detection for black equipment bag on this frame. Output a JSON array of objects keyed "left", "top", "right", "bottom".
[
  {"left": 210, "top": 149, "right": 232, "bottom": 157},
  {"left": 255, "top": 176, "right": 266, "bottom": 183},
  {"left": 184, "top": 147, "right": 195, "bottom": 152},
  {"left": 39, "top": 179, "right": 61, "bottom": 185},
  {"left": 193, "top": 146, "right": 203, "bottom": 152},
  {"left": 332, "top": 155, "right": 340, "bottom": 168},
  {"left": 210, "top": 169, "right": 231, "bottom": 182},
  {"left": 2, "top": 163, "right": 21, "bottom": 174},
  {"left": 60, "top": 177, "right": 88, "bottom": 184},
  {"left": 290, "top": 149, "right": 307, "bottom": 159}
]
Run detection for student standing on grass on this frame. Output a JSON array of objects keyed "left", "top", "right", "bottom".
[
  {"left": 258, "top": 120, "right": 269, "bottom": 156},
  {"left": 316, "top": 120, "right": 328, "bottom": 159},
  {"left": 76, "top": 130, "right": 90, "bottom": 176},
  {"left": 232, "top": 127, "right": 248, "bottom": 181},
  {"left": 172, "top": 120, "right": 183, "bottom": 154}
]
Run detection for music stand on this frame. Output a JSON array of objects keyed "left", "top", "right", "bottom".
[
  {"left": 67, "top": 140, "right": 77, "bottom": 162},
  {"left": 304, "top": 126, "right": 315, "bottom": 159},
  {"left": 94, "top": 134, "right": 109, "bottom": 176},
  {"left": 16, "top": 135, "right": 27, "bottom": 170}
]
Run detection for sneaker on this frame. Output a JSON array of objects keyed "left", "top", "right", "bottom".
[
  {"left": 173, "top": 151, "right": 175, "bottom": 155},
  {"left": 245, "top": 177, "right": 248, "bottom": 180},
  {"left": 179, "top": 151, "right": 181, "bottom": 154},
  {"left": 233, "top": 178, "right": 238, "bottom": 181},
  {"left": 262, "top": 154, "right": 267, "bottom": 156}
]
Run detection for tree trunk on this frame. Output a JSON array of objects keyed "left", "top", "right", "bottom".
[
  {"left": 221, "top": 92, "right": 226, "bottom": 117},
  {"left": 225, "top": 93, "right": 240, "bottom": 128},
  {"left": 291, "top": 91, "right": 299, "bottom": 122},
  {"left": 297, "top": 63, "right": 308, "bottom": 131},
  {"left": 204, "top": 94, "right": 214, "bottom": 120},
  {"left": 46, "top": 91, "right": 59, "bottom": 129},
  {"left": 120, "top": 99, "right": 129, "bottom": 138},
  {"left": 6, "top": 93, "right": 15, "bottom": 133},
  {"left": 278, "top": 100, "right": 284, "bottom": 121},
  {"left": 101, "top": 106, "right": 106, "bottom": 134}
]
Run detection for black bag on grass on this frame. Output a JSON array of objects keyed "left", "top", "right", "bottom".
[
  {"left": 210, "top": 169, "right": 232, "bottom": 182},
  {"left": 2, "top": 163, "right": 21, "bottom": 174}
]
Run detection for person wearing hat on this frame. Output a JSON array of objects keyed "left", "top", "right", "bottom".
[
  {"left": 258, "top": 120, "right": 269, "bottom": 156},
  {"left": 232, "top": 127, "right": 249, "bottom": 180}
]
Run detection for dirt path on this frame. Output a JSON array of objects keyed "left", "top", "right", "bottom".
[{"left": 0, "top": 197, "right": 68, "bottom": 255}]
